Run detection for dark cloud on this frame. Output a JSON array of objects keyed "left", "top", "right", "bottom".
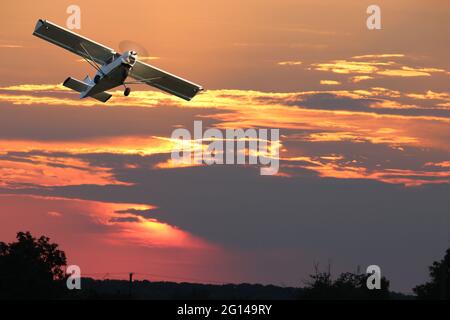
[
  {"left": 109, "top": 216, "right": 141, "bottom": 223},
  {"left": 294, "top": 93, "right": 376, "bottom": 110},
  {"left": 282, "top": 138, "right": 450, "bottom": 173},
  {"left": 0, "top": 103, "right": 220, "bottom": 141},
  {"left": 251, "top": 92, "right": 450, "bottom": 117},
  {"left": 114, "top": 208, "right": 156, "bottom": 216},
  {"left": 1, "top": 151, "right": 448, "bottom": 291}
]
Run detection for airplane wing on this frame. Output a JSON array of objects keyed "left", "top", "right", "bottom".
[
  {"left": 129, "top": 60, "right": 203, "bottom": 101},
  {"left": 32, "top": 19, "right": 116, "bottom": 65}
]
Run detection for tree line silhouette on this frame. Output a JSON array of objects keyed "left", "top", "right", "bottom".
[{"left": 0, "top": 231, "right": 448, "bottom": 299}]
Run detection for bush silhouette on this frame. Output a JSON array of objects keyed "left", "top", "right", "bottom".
[
  {"left": 414, "top": 249, "right": 450, "bottom": 300},
  {"left": 0, "top": 231, "right": 67, "bottom": 299},
  {"left": 299, "top": 268, "right": 390, "bottom": 300}
]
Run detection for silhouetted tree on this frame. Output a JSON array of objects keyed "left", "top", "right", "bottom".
[
  {"left": 301, "top": 271, "right": 334, "bottom": 299},
  {"left": 0, "top": 231, "right": 67, "bottom": 299},
  {"left": 333, "top": 272, "right": 390, "bottom": 299},
  {"left": 300, "top": 267, "right": 390, "bottom": 300},
  {"left": 413, "top": 249, "right": 450, "bottom": 300}
]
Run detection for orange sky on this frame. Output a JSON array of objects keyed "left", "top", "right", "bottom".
[{"left": 0, "top": 0, "right": 449, "bottom": 292}]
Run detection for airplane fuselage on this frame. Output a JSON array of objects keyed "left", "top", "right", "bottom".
[{"left": 81, "top": 51, "right": 137, "bottom": 98}]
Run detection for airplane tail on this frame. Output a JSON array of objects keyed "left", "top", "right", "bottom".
[{"left": 62, "top": 77, "right": 112, "bottom": 103}]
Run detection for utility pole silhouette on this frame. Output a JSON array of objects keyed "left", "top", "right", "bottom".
[{"left": 128, "top": 272, "right": 134, "bottom": 298}]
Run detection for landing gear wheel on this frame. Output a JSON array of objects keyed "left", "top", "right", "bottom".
[
  {"left": 94, "top": 75, "right": 101, "bottom": 84},
  {"left": 124, "top": 87, "right": 131, "bottom": 96}
]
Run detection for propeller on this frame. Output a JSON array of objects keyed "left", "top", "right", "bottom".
[{"left": 118, "top": 40, "right": 150, "bottom": 59}]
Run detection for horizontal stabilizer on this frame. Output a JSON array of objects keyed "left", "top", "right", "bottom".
[
  {"left": 63, "top": 77, "right": 88, "bottom": 92},
  {"left": 91, "top": 91, "right": 112, "bottom": 103},
  {"left": 63, "top": 77, "right": 112, "bottom": 103}
]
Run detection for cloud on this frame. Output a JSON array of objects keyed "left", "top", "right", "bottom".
[
  {"left": 109, "top": 216, "right": 140, "bottom": 223},
  {"left": 0, "top": 84, "right": 68, "bottom": 92},
  {"left": 0, "top": 154, "right": 129, "bottom": 188},
  {"left": 377, "top": 68, "right": 432, "bottom": 77},
  {"left": 406, "top": 90, "right": 450, "bottom": 101},
  {"left": 277, "top": 61, "right": 302, "bottom": 66},
  {"left": 310, "top": 54, "right": 448, "bottom": 81},
  {"left": 320, "top": 80, "right": 341, "bottom": 85},
  {"left": 350, "top": 75, "right": 374, "bottom": 83},
  {"left": 0, "top": 80, "right": 449, "bottom": 291},
  {"left": 311, "top": 60, "right": 388, "bottom": 74},
  {"left": 351, "top": 54, "right": 405, "bottom": 59},
  {"left": 425, "top": 161, "right": 450, "bottom": 168},
  {"left": 2, "top": 83, "right": 449, "bottom": 118},
  {"left": 0, "top": 193, "right": 230, "bottom": 284},
  {"left": 137, "top": 56, "right": 161, "bottom": 62},
  {"left": 0, "top": 44, "right": 23, "bottom": 48},
  {"left": 4, "top": 155, "right": 447, "bottom": 291},
  {"left": 0, "top": 84, "right": 449, "bottom": 187},
  {"left": 2, "top": 84, "right": 449, "bottom": 159},
  {"left": 47, "top": 211, "right": 62, "bottom": 217}
]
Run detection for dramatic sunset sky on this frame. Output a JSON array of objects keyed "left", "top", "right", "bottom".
[{"left": 0, "top": 0, "right": 449, "bottom": 292}]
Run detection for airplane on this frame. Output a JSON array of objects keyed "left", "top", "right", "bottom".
[{"left": 32, "top": 19, "right": 203, "bottom": 103}]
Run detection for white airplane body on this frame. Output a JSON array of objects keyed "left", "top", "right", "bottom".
[{"left": 33, "top": 19, "right": 203, "bottom": 102}]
